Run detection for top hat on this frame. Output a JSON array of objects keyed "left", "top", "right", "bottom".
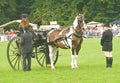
[{"left": 21, "top": 14, "right": 28, "bottom": 18}]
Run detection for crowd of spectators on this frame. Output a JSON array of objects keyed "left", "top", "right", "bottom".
[
  {"left": 83, "top": 24, "right": 120, "bottom": 38},
  {"left": 83, "top": 25, "right": 103, "bottom": 38},
  {"left": 110, "top": 24, "right": 120, "bottom": 36},
  {"left": 0, "top": 24, "right": 120, "bottom": 42},
  {"left": 0, "top": 29, "right": 16, "bottom": 42}
]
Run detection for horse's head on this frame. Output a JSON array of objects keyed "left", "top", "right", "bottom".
[
  {"left": 77, "top": 13, "right": 85, "bottom": 24},
  {"left": 73, "top": 13, "right": 85, "bottom": 30}
]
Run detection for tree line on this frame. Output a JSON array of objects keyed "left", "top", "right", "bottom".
[{"left": 0, "top": 0, "right": 120, "bottom": 30}]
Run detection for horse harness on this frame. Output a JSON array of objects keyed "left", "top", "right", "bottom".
[{"left": 49, "top": 26, "right": 84, "bottom": 48}]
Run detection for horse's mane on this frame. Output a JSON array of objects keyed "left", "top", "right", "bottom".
[{"left": 73, "top": 16, "right": 78, "bottom": 29}]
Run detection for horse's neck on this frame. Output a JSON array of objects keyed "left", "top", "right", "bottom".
[
  {"left": 73, "top": 19, "right": 83, "bottom": 35},
  {"left": 76, "top": 25, "right": 82, "bottom": 33}
]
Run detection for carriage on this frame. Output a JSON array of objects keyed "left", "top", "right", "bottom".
[
  {"left": 1, "top": 13, "right": 85, "bottom": 70},
  {"left": 6, "top": 22, "right": 60, "bottom": 70}
]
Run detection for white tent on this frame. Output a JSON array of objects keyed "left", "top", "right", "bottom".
[{"left": 87, "top": 21, "right": 104, "bottom": 27}]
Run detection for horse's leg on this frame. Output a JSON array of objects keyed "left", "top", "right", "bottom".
[
  {"left": 71, "top": 46, "right": 82, "bottom": 69},
  {"left": 71, "top": 48, "right": 79, "bottom": 69},
  {"left": 74, "top": 54, "right": 78, "bottom": 68},
  {"left": 71, "top": 48, "right": 76, "bottom": 69},
  {"left": 74, "top": 46, "right": 81, "bottom": 68},
  {"left": 48, "top": 45, "right": 57, "bottom": 69},
  {"left": 72, "top": 48, "right": 78, "bottom": 68}
]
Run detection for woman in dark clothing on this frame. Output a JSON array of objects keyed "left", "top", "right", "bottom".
[{"left": 100, "top": 24, "right": 113, "bottom": 68}]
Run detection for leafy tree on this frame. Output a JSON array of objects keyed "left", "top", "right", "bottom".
[
  {"left": 1, "top": 0, "right": 120, "bottom": 30},
  {"left": 0, "top": 1, "right": 11, "bottom": 24},
  {"left": 15, "top": 0, "right": 34, "bottom": 19}
]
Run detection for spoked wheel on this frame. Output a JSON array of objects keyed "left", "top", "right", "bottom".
[
  {"left": 34, "top": 45, "right": 59, "bottom": 67},
  {"left": 7, "top": 36, "right": 22, "bottom": 70}
]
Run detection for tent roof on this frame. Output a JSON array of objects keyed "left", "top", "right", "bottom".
[
  {"left": 87, "top": 21, "right": 101, "bottom": 25},
  {"left": 109, "top": 20, "right": 120, "bottom": 24},
  {"left": 87, "top": 21, "right": 104, "bottom": 27}
]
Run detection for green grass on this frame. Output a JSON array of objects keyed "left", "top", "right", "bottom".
[{"left": 0, "top": 37, "right": 120, "bottom": 83}]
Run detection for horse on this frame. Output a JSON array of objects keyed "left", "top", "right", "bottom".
[{"left": 47, "top": 13, "right": 85, "bottom": 69}]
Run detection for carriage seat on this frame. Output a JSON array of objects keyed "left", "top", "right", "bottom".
[{"left": 33, "top": 30, "right": 48, "bottom": 47}]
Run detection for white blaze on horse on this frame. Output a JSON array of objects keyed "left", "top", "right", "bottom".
[{"left": 47, "top": 13, "right": 85, "bottom": 69}]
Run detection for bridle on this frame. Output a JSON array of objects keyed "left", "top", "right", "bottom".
[{"left": 72, "top": 14, "right": 85, "bottom": 38}]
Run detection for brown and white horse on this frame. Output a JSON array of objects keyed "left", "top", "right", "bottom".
[{"left": 47, "top": 13, "right": 85, "bottom": 69}]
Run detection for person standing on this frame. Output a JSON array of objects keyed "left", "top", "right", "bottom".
[
  {"left": 20, "top": 27, "right": 33, "bottom": 71},
  {"left": 100, "top": 24, "right": 113, "bottom": 68}
]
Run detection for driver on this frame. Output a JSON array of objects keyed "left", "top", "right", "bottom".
[{"left": 19, "top": 14, "right": 32, "bottom": 34}]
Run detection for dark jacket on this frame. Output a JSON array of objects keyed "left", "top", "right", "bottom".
[
  {"left": 100, "top": 29, "right": 113, "bottom": 51},
  {"left": 20, "top": 31, "right": 33, "bottom": 54}
]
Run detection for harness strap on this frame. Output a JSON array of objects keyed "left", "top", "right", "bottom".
[
  {"left": 47, "top": 34, "right": 72, "bottom": 48},
  {"left": 62, "top": 36, "right": 70, "bottom": 48}
]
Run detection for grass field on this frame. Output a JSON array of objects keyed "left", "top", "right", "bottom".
[{"left": 0, "top": 37, "right": 120, "bottom": 83}]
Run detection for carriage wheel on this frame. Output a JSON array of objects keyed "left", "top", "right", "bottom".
[
  {"left": 7, "top": 36, "right": 22, "bottom": 70},
  {"left": 35, "top": 45, "right": 59, "bottom": 67}
]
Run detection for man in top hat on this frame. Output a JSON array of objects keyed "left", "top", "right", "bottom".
[{"left": 20, "top": 27, "right": 33, "bottom": 71}]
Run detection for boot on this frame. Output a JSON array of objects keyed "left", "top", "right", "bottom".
[
  {"left": 106, "top": 57, "right": 109, "bottom": 68},
  {"left": 106, "top": 57, "right": 113, "bottom": 68},
  {"left": 109, "top": 57, "right": 113, "bottom": 67}
]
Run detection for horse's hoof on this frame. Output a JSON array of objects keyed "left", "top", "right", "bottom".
[
  {"left": 75, "top": 66, "right": 78, "bottom": 69},
  {"left": 71, "top": 67, "right": 75, "bottom": 69},
  {"left": 72, "top": 67, "right": 76, "bottom": 69},
  {"left": 72, "top": 68, "right": 77, "bottom": 69},
  {"left": 51, "top": 67, "right": 55, "bottom": 70},
  {"left": 72, "top": 66, "right": 78, "bottom": 69}
]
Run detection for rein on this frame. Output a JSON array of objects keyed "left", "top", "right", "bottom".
[{"left": 72, "top": 16, "right": 85, "bottom": 38}]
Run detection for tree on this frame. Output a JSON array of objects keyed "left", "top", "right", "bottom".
[
  {"left": 1, "top": 0, "right": 120, "bottom": 29},
  {"left": 15, "top": 0, "right": 34, "bottom": 19}
]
